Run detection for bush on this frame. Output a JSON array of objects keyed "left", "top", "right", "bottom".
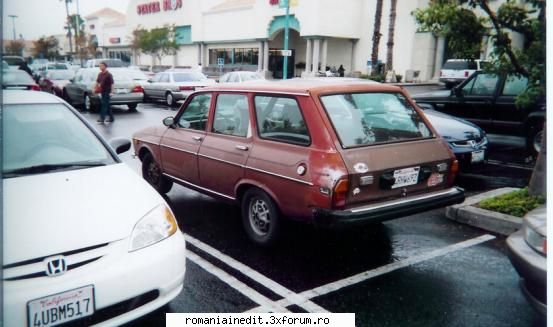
[
  {"left": 478, "top": 188, "right": 545, "bottom": 217},
  {"left": 360, "top": 74, "right": 385, "bottom": 82}
]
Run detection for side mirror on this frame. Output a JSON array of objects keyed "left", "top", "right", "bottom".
[
  {"left": 163, "top": 117, "right": 175, "bottom": 127},
  {"left": 452, "top": 86, "right": 463, "bottom": 97},
  {"left": 147, "top": 79, "right": 153, "bottom": 83},
  {"left": 108, "top": 137, "right": 132, "bottom": 154}
]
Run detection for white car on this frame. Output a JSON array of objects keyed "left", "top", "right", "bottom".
[
  {"left": 3, "top": 90, "right": 186, "bottom": 326},
  {"left": 439, "top": 59, "right": 487, "bottom": 88},
  {"left": 218, "top": 71, "right": 264, "bottom": 83},
  {"left": 143, "top": 69, "right": 216, "bottom": 106}
]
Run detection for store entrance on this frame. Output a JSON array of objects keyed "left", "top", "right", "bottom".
[{"left": 268, "top": 49, "right": 295, "bottom": 79}]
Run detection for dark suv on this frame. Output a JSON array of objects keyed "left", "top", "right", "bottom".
[{"left": 413, "top": 71, "right": 545, "bottom": 155}]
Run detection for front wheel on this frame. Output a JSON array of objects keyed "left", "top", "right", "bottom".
[
  {"left": 241, "top": 188, "right": 281, "bottom": 246},
  {"left": 166, "top": 92, "right": 175, "bottom": 107},
  {"left": 128, "top": 103, "right": 138, "bottom": 111},
  {"left": 527, "top": 123, "right": 544, "bottom": 157},
  {"left": 141, "top": 152, "right": 173, "bottom": 194}
]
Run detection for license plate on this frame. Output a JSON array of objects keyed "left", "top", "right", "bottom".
[
  {"left": 115, "top": 88, "right": 128, "bottom": 94},
  {"left": 391, "top": 166, "right": 420, "bottom": 189},
  {"left": 471, "top": 150, "right": 485, "bottom": 163},
  {"left": 28, "top": 285, "right": 94, "bottom": 327}
]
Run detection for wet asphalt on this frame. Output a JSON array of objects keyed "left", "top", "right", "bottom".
[{"left": 77, "top": 86, "right": 543, "bottom": 326}]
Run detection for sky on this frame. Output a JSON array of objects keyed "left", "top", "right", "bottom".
[{"left": 3, "top": 0, "right": 129, "bottom": 40}]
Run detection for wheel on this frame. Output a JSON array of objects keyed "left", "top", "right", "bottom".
[
  {"left": 84, "top": 94, "right": 97, "bottom": 112},
  {"left": 527, "top": 123, "right": 544, "bottom": 157},
  {"left": 141, "top": 152, "right": 173, "bottom": 194},
  {"left": 128, "top": 103, "right": 138, "bottom": 111},
  {"left": 241, "top": 188, "right": 281, "bottom": 246},
  {"left": 166, "top": 92, "right": 175, "bottom": 107}
]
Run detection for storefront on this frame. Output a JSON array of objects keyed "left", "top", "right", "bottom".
[{"left": 124, "top": 0, "right": 444, "bottom": 80}]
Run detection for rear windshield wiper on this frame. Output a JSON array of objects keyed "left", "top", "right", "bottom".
[{"left": 3, "top": 162, "right": 107, "bottom": 177}]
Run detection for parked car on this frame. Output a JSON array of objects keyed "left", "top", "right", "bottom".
[
  {"left": 84, "top": 58, "right": 127, "bottom": 68},
  {"left": 2, "top": 90, "right": 186, "bottom": 326},
  {"left": 63, "top": 68, "right": 144, "bottom": 112},
  {"left": 218, "top": 71, "right": 264, "bottom": 83},
  {"left": 413, "top": 71, "right": 545, "bottom": 156},
  {"left": 143, "top": 69, "right": 216, "bottom": 106},
  {"left": 2, "top": 55, "right": 33, "bottom": 75},
  {"left": 3, "top": 60, "right": 10, "bottom": 69},
  {"left": 2, "top": 69, "right": 40, "bottom": 91},
  {"left": 38, "top": 69, "right": 75, "bottom": 97},
  {"left": 439, "top": 59, "right": 487, "bottom": 88},
  {"left": 506, "top": 205, "right": 547, "bottom": 315},
  {"left": 133, "top": 79, "right": 465, "bottom": 246}
]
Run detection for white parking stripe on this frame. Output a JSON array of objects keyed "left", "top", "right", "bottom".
[
  {"left": 247, "top": 234, "right": 496, "bottom": 311},
  {"left": 185, "top": 234, "right": 329, "bottom": 313},
  {"left": 187, "top": 251, "right": 290, "bottom": 313}
]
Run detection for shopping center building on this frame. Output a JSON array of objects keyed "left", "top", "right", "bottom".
[{"left": 89, "top": 0, "right": 503, "bottom": 81}]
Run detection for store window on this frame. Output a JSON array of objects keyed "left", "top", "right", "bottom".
[{"left": 208, "top": 48, "right": 259, "bottom": 66}]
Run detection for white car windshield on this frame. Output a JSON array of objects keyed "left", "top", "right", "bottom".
[
  {"left": 3, "top": 103, "right": 116, "bottom": 177},
  {"left": 320, "top": 93, "right": 432, "bottom": 147},
  {"left": 173, "top": 72, "right": 207, "bottom": 82}
]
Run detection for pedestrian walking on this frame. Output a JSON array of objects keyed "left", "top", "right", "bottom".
[
  {"left": 95, "top": 62, "right": 114, "bottom": 123},
  {"left": 338, "top": 64, "right": 345, "bottom": 77}
]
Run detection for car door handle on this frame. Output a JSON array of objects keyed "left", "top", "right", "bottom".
[
  {"left": 192, "top": 136, "right": 203, "bottom": 142},
  {"left": 235, "top": 145, "right": 249, "bottom": 151}
]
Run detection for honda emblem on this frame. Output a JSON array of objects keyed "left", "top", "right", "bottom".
[{"left": 45, "top": 256, "right": 67, "bottom": 277}]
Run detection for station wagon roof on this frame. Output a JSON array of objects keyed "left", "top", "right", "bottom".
[{"left": 202, "top": 78, "right": 403, "bottom": 95}]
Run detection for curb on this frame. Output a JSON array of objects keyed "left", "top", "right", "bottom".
[{"left": 445, "top": 187, "right": 522, "bottom": 236}]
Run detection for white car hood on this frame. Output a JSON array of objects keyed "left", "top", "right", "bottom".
[{"left": 3, "top": 163, "right": 165, "bottom": 265}]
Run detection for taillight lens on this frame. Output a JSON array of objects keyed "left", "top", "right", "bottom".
[
  {"left": 464, "top": 71, "right": 469, "bottom": 77},
  {"left": 132, "top": 85, "right": 144, "bottom": 93},
  {"left": 332, "top": 178, "right": 349, "bottom": 209},
  {"left": 447, "top": 159, "right": 459, "bottom": 185},
  {"left": 179, "top": 86, "right": 195, "bottom": 91},
  {"left": 31, "top": 84, "right": 41, "bottom": 91}
]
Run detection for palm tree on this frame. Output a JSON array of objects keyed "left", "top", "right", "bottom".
[
  {"left": 386, "top": 0, "right": 397, "bottom": 72},
  {"left": 370, "top": 0, "right": 384, "bottom": 76},
  {"left": 60, "top": 0, "right": 73, "bottom": 53}
]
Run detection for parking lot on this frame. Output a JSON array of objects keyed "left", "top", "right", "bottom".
[{"left": 73, "top": 94, "right": 545, "bottom": 327}]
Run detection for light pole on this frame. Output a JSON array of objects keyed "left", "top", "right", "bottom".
[{"left": 8, "top": 15, "right": 18, "bottom": 40}]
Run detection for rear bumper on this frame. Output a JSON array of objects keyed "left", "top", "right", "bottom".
[{"left": 313, "top": 187, "right": 465, "bottom": 228}]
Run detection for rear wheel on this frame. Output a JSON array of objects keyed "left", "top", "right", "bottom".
[
  {"left": 141, "top": 152, "right": 173, "bottom": 194},
  {"left": 128, "top": 103, "right": 138, "bottom": 112},
  {"left": 166, "top": 92, "right": 175, "bottom": 107},
  {"left": 241, "top": 188, "right": 281, "bottom": 246},
  {"left": 84, "top": 94, "right": 96, "bottom": 112}
]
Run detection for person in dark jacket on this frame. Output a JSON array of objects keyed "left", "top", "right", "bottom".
[
  {"left": 338, "top": 65, "right": 345, "bottom": 77},
  {"left": 95, "top": 62, "right": 114, "bottom": 123}
]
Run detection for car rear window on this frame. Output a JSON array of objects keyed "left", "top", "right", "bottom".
[
  {"left": 442, "top": 61, "right": 477, "bottom": 70},
  {"left": 320, "top": 92, "right": 432, "bottom": 148}
]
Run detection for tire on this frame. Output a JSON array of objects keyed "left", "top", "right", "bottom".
[
  {"left": 527, "top": 123, "right": 544, "bottom": 157},
  {"left": 241, "top": 188, "right": 281, "bottom": 246},
  {"left": 166, "top": 92, "right": 175, "bottom": 107},
  {"left": 128, "top": 103, "right": 138, "bottom": 111},
  {"left": 141, "top": 152, "right": 173, "bottom": 194},
  {"left": 84, "top": 94, "right": 92, "bottom": 112}
]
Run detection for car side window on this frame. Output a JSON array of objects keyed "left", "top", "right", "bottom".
[
  {"left": 229, "top": 74, "right": 240, "bottom": 83},
  {"left": 160, "top": 73, "right": 170, "bottom": 83},
  {"left": 152, "top": 73, "right": 162, "bottom": 83},
  {"left": 502, "top": 75, "right": 528, "bottom": 96},
  {"left": 212, "top": 94, "right": 250, "bottom": 137},
  {"left": 462, "top": 73, "right": 498, "bottom": 96},
  {"left": 178, "top": 93, "right": 212, "bottom": 131},
  {"left": 254, "top": 96, "right": 310, "bottom": 146}
]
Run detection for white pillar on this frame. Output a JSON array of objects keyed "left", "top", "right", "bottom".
[
  {"left": 433, "top": 36, "right": 446, "bottom": 79},
  {"left": 312, "top": 38, "right": 320, "bottom": 73},
  {"left": 258, "top": 41, "right": 264, "bottom": 72},
  {"left": 321, "top": 39, "right": 328, "bottom": 73},
  {"left": 263, "top": 41, "right": 269, "bottom": 73},
  {"left": 197, "top": 44, "right": 202, "bottom": 66},
  {"left": 305, "top": 39, "right": 312, "bottom": 74}
]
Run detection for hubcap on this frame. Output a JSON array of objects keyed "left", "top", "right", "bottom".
[
  {"left": 147, "top": 161, "right": 161, "bottom": 185},
  {"left": 167, "top": 94, "right": 173, "bottom": 106},
  {"left": 85, "top": 96, "right": 90, "bottom": 111},
  {"left": 249, "top": 198, "right": 270, "bottom": 236},
  {"left": 533, "top": 130, "right": 543, "bottom": 153}
]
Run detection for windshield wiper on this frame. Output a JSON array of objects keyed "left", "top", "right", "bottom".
[{"left": 3, "top": 162, "right": 107, "bottom": 177}]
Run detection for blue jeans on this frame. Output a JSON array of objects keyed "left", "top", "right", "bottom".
[{"left": 100, "top": 92, "right": 113, "bottom": 120}]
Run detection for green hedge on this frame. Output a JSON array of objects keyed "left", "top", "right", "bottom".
[{"left": 478, "top": 188, "right": 545, "bottom": 217}]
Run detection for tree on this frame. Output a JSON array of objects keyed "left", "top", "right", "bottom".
[
  {"left": 370, "top": 0, "right": 384, "bottom": 76},
  {"left": 133, "top": 25, "right": 179, "bottom": 65},
  {"left": 60, "top": 0, "right": 73, "bottom": 53},
  {"left": 32, "top": 36, "right": 60, "bottom": 60},
  {"left": 68, "top": 14, "right": 85, "bottom": 60},
  {"left": 385, "top": 0, "right": 398, "bottom": 71},
  {"left": 5, "top": 40, "right": 25, "bottom": 56}
]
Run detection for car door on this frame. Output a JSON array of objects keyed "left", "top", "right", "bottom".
[
  {"left": 65, "top": 70, "right": 84, "bottom": 104},
  {"left": 144, "top": 72, "right": 162, "bottom": 99},
  {"left": 452, "top": 72, "right": 499, "bottom": 130},
  {"left": 198, "top": 93, "right": 252, "bottom": 198},
  {"left": 159, "top": 93, "right": 213, "bottom": 185},
  {"left": 159, "top": 73, "right": 172, "bottom": 96},
  {"left": 493, "top": 74, "right": 528, "bottom": 134}
]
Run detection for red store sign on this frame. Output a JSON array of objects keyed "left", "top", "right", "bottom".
[
  {"left": 137, "top": 0, "right": 182, "bottom": 15},
  {"left": 269, "top": 0, "right": 279, "bottom": 4}
]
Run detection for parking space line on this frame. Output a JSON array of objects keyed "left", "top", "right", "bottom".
[
  {"left": 247, "top": 234, "right": 496, "bottom": 311},
  {"left": 185, "top": 234, "right": 329, "bottom": 313},
  {"left": 187, "top": 251, "right": 291, "bottom": 313}
]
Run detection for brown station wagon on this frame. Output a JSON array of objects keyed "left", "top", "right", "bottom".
[{"left": 132, "top": 79, "right": 465, "bottom": 245}]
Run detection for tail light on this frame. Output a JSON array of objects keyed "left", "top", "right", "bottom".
[
  {"left": 179, "top": 86, "right": 195, "bottom": 91},
  {"left": 30, "top": 84, "right": 40, "bottom": 91},
  {"left": 331, "top": 178, "right": 349, "bottom": 209},
  {"left": 447, "top": 159, "right": 459, "bottom": 185},
  {"left": 464, "top": 71, "right": 469, "bottom": 77},
  {"left": 132, "top": 85, "right": 144, "bottom": 93},
  {"left": 440, "top": 71, "right": 443, "bottom": 77}
]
